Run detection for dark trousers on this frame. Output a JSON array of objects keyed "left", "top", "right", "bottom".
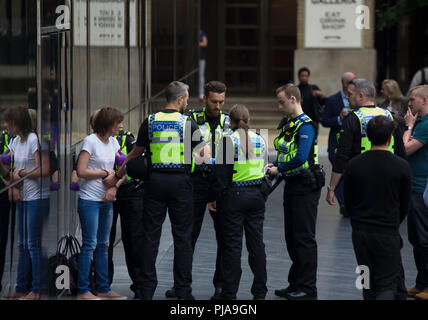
[
  {"left": 108, "top": 184, "right": 144, "bottom": 293},
  {"left": 408, "top": 191, "right": 428, "bottom": 290},
  {"left": 188, "top": 173, "right": 223, "bottom": 289},
  {"left": 140, "top": 172, "right": 193, "bottom": 299},
  {"left": 283, "top": 181, "right": 320, "bottom": 295},
  {"left": 352, "top": 228, "right": 406, "bottom": 300},
  {"left": 328, "top": 152, "right": 344, "bottom": 206},
  {"left": 219, "top": 187, "right": 267, "bottom": 299},
  {"left": 0, "top": 195, "right": 10, "bottom": 292}
]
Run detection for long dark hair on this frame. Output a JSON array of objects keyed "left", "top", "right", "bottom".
[{"left": 229, "top": 104, "right": 253, "bottom": 159}]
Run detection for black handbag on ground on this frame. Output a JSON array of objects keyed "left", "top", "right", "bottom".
[{"left": 48, "top": 236, "right": 69, "bottom": 297}]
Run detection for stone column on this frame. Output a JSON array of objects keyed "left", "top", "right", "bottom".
[{"left": 295, "top": 0, "right": 376, "bottom": 96}]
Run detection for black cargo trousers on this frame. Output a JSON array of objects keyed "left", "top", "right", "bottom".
[
  {"left": 108, "top": 181, "right": 144, "bottom": 294},
  {"left": 219, "top": 186, "right": 267, "bottom": 299},
  {"left": 283, "top": 177, "right": 321, "bottom": 296},
  {"left": 139, "top": 172, "right": 194, "bottom": 299}
]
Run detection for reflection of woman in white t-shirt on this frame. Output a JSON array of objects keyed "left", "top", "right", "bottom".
[
  {"left": 76, "top": 107, "right": 127, "bottom": 300},
  {"left": 3, "top": 106, "right": 50, "bottom": 300}
]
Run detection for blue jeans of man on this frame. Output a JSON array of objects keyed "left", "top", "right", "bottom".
[
  {"left": 77, "top": 199, "right": 113, "bottom": 294},
  {"left": 16, "top": 198, "right": 49, "bottom": 294}
]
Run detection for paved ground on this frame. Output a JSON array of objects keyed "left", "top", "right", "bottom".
[{"left": 108, "top": 128, "right": 418, "bottom": 300}]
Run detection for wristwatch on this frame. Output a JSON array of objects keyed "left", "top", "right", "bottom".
[{"left": 327, "top": 185, "right": 335, "bottom": 192}]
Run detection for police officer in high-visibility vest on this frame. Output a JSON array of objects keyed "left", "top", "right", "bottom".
[
  {"left": 165, "top": 81, "right": 229, "bottom": 300},
  {"left": 208, "top": 104, "right": 268, "bottom": 300},
  {"left": 107, "top": 122, "right": 145, "bottom": 299},
  {"left": 267, "top": 84, "right": 324, "bottom": 300},
  {"left": 326, "top": 78, "right": 406, "bottom": 207},
  {"left": 105, "top": 81, "right": 208, "bottom": 300},
  {"left": 0, "top": 129, "right": 14, "bottom": 292}
]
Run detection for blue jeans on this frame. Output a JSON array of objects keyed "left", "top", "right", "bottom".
[
  {"left": 77, "top": 199, "right": 113, "bottom": 294},
  {"left": 16, "top": 199, "right": 49, "bottom": 293}
]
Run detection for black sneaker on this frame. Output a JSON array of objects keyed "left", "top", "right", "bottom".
[
  {"left": 274, "top": 286, "right": 296, "bottom": 298},
  {"left": 253, "top": 295, "right": 265, "bottom": 300},
  {"left": 165, "top": 287, "right": 177, "bottom": 298}
]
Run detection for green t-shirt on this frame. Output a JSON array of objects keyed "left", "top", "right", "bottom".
[{"left": 408, "top": 113, "right": 428, "bottom": 193}]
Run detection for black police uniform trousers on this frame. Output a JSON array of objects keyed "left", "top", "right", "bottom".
[
  {"left": 283, "top": 178, "right": 321, "bottom": 295},
  {"left": 107, "top": 182, "right": 145, "bottom": 293},
  {"left": 408, "top": 191, "right": 428, "bottom": 290},
  {"left": 140, "top": 172, "right": 194, "bottom": 299},
  {"left": 0, "top": 193, "right": 10, "bottom": 292},
  {"left": 219, "top": 186, "right": 267, "bottom": 299},
  {"left": 352, "top": 228, "right": 407, "bottom": 300},
  {"left": 188, "top": 172, "right": 223, "bottom": 289}
]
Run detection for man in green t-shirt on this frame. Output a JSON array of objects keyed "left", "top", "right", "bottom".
[{"left": 403, "top": 85, "right": 428, "bottom": 300}]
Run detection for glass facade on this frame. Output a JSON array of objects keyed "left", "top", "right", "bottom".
[{"left": 0, "top": 0, "right": 199, "bottom": 298}]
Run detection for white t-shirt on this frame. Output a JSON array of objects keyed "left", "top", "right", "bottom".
[
  {"left": 9, "top": 133, "right": 50, "bottom": 201},
  {"left": 78, "top": 134, "right": 120, "bottom": 201}
]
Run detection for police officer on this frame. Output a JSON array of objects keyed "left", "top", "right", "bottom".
[
  {"left": 0, "top": 129, "right": 14, "bottom": 293},
  {"left": 208, "top": 104, "right": 268, "bottom": 300},
  {"left": 107, "top": 122, "right": 145, "bottom": 299},
  {"left": 105, "top": 81, "right": 208, "bottom": 300},
  {"left": 165, "top": 81, "right": 229, "bottom": 299},
  {"left": 268, "top": 84, "right": 322, "bottom": 300},
  {"left": 326, "top": 78, "right": 406, "bottom": 207}
]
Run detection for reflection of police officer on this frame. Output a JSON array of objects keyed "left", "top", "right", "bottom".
[
  {"left": 107, "top": 124, "right": 145, "bottom": 299},
  {"left": 106, "top": 81, "right": 208, "bottom": 300},
  {"left": 268, "top": 84, "right": 322, "bottom": 300},
  {"left": 0, "top": 130, "right": 14, "bottom": 292},
  {"left": 208, "top": 104, "right": 268, "bottom": 300},
  {"left": 165, "top": 81, "right": 229, "bottom": 299}
]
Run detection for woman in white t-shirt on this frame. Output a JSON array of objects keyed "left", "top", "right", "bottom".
[
  {"left": 3, "top": 106, "right": 50, "bottom": 300},
  {"left": 76, "top": 107, "right": 127, "bottom": 300}
]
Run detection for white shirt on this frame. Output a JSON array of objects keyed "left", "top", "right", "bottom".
[
  {"left": 78, "top": 134, "right": 120, "bottom": 201},
  {"left": 9, "top": 133, "right": 50, "bottom": 201}
]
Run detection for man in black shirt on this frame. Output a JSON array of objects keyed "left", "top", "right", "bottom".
[
  {"left": 326, "top": 78, "right": 406, "bottom": 207},
  {"left": 344, "top": 115, "right": 411, "bottom": 300},
  {"left": 106, "top": 81, "right": 208, "bottom": 299},
  {"left": 297, "top": 67, "right": 326, "bottom": 127}
]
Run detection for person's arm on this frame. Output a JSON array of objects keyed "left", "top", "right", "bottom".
[
  {"left": 276, "top": 123, "right": 315, "bottom": 173},
  {"left": 321, "top": 97, "right": 341, "bottom": 129},
  {"left": 208, "top": 136, "right": 234, "bottom": 212},
  {"left": 105, "top": 121, "right": 147, "bottom": 187},
  {"left": 403, "top": 108, "right": 425, "bottom": 156},
  {"left": 199, "top": 34, "right": 208, "bottom": 47},
  {"left": 327, "top": 114, "right": 358, "bottom": 205},
  {"left": 15, "top": 150, "right": 50, "bottom": 179},
  {"left": 399, "top": 163, "right": 412, "bottom": 223},
  {"left": 76, "top": 150, "right": 113, "bottom": 180}
]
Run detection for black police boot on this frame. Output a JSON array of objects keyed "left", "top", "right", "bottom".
[
  {"left": 210, "top": 287, "right": 222, "bottom": 300},
  {"left": 274, "top": 286, "right": 297, "bottom": 298},
  {"left": 165, "top": 287, "right": 177, "bottom": 298},
  {"left": 285, "top": 291, "right": 317, "bottom": 300},
  {"left": 177, "top": 293, "right": 196, "bottom": 300}
]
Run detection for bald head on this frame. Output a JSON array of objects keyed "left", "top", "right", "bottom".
[{"left": 342, "top": 72, "right": 357, "bottom": 95}]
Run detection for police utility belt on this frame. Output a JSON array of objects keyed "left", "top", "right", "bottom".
[{"left": 285, "top": 165, "right": 325, "bottom": 191}]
